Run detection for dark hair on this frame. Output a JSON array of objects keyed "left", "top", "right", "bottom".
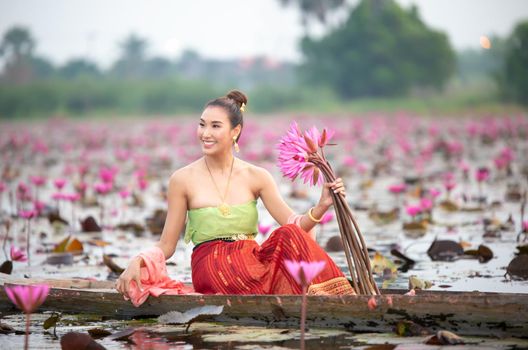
[{"left": 205, "top": 90, "right": 248, "bottom": 142}]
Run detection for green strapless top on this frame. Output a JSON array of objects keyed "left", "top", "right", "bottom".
[{"left": 184, "top": 200, "right": 258, "bottom": 245}]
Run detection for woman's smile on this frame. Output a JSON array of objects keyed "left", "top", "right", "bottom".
[{"left": 202, "top": 139, "right": 217, "bottom": 148}]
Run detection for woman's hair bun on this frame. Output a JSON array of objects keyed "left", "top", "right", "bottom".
[{"left": 226, "top": 90, "right": 248, "bottom": 109}]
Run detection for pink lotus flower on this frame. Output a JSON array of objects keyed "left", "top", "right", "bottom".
[
  {"left": 475, "top": 167, "right": 490, "bottom": 182},
  {"left": 94, "top": 182, "right": 112, "bottom": 195},
  {"left": 53, "top": 178, "right": 67, "bottom": 190},
  {"left": 343, "top": 156, "right": 356, "bottom": 167},
  {"left": 494, "top": 156, "right": 508, "bottom": 170},
  {"left": 284, "top": 260, "right": 326, "bottom": 286},
  {"left": 78, "top": 164, "right": 89, "bottom": 177},
  {"left": 405, "top": 205, "right": 421, "bottom": 218},
  {"left": 5, "top": 284, "right": 50, "bottom": 314},
  {"left": 10, "top": 246, "right": 27, "bottom": 262},
  {"left": 30, "top": 176, "right": 46, "bottom": 187},
  {"left": 459, "top": 160, "right": 470, "bottom": 174},
  {"left": 19, "top": 210, "right": 36, "bottom": 219},
  {"left": 320, "top": 212, "right": 334, "bottom": 225},
  {"left": 63, "top": 193, "right": 81, "bottom": 202},
  {"left": 444, "top": 180, "right": 456, "bottom": 192},
  {"left": 420, "top": 198, "right": 433, "bottom": 211},
  {"left": 18, "top": 181, "right": 29, "bottom": 194},
  {"left": 443, "top": 172, "right": 455, "bottom": 182},
  {"left": 137, "top": 177, "right": 148, "bottom": 191},
  {"left": 388, "top": 184, "right": 406, "bottom": 194},
  {"left": 500, "top": 147, "right": 514, "bottom": 162},
  {"left": 77, "top": 181, "right": 88, "bottom": 194},
  {"left": 357, "top": 163, "right": 368, "bottom": 175},
  {"left": 99, "top": 167, "right": 117, "bottom": 183},
  {"left": 119, "top": 189, "right": 131, "bottom": 199},
  {"left": 428, "top": 188, "right": 441, "bottom": 198},
  {"left": 0, "top": 181, "right": 6, "bottom": 192},
  {"left": 33, "top": 200, "right": 45, "bottom": 213},
  {"left": 258, "top": 223, "right": 273, "bottom": 235},
  {"left": 277, "top": 122, "right": 325, "bottom": 186},
  {"left": 284, "top": 259, "right": 326, "bottom": 349}
]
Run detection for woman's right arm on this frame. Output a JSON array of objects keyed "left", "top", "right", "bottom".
[
  {"left": 116, "top": 170, "right": 188, "bottom": 297},
  {"left": 155, "top": 170, "right": 188, "bottom": 259}
]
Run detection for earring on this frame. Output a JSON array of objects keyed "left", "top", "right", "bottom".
[{"left": 233, "top": 136, "right": 240, "bottom": 153}]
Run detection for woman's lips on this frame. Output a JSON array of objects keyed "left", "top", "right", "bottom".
[{"left": 202, "top": 140, "right": 216, "bottom": 149}]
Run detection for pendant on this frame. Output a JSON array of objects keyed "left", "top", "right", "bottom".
[{"left": 218, "top": 203, "right": 230, "bottom": 217}]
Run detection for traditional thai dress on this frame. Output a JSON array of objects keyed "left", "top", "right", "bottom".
[{"left": 185, "top": 200, "right": 355, "bottom": 295}]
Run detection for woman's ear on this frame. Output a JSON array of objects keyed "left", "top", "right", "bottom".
[{"left": 232, "top": 125, "right": 242, "bottom": 139}]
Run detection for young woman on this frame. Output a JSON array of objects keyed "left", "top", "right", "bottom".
[{"left": 116, "top": 90, "right": 355, "bottom": 297}]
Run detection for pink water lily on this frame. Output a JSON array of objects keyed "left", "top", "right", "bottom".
[
  {"left": 5, "top": 284, "right": 49, "bottom": 314},
  {"left": 10, "top": 246, "right": 27, "bottom": 262},
  {"left": 258, "top": 223, "right": 273, "bottom": 235},
  {"left": 99, "top": 166, "right": 117, "bottom": 184},
  {"left": 5, "top": 284, "right": 50, "bottom": 350},
  {"left": 53, "top": 178, "right": 67, "bottom": 190},
  {"left": 420, "top": 198, "right": 433, "bottom": 211},
  {"left": 277, "top": 122, "right": 328, "bottom": 186},
  {"left": 476, "top": 167, "right": 490, "bottom": 182},
  {"left": 405, "top": 205, "right": 422, "bottom": 218},
  {"left": 444, "top": 180, "right": 456, "bottom": 192},
  {"left": 284, "top": 259, "right": 326, "bottom": 350},
  {"left": 388, "top": 184, "right": 406, "bottom": 194},
  {"left": 19, "top": 209, "right": 36, "bottom": 219},
  {"left": 320, "top": 212, "right": 334, "bottom": 225},
  {"left": 29, "top": 176, "right": 46, "bottom": 187},
  {"left": 428, "top": 188, "right": 441, "bottom": 198},
  {"left": 94, "top": 182, "right": 112, "bottom": 195},
  {"left": 119, "top": 189, "right": 131, "bottom": 199},
  {"left": 284, "top": 259, "right": 326, "bottom": 286},
  {"left": 63, "top": 192, "right": 81, "bottom": 202}
]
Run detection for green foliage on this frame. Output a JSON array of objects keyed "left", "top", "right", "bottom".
[
  {"left": 0, "top": 78, "right": 222, "bottom": 118},
  {"left": 278, "top": 0, "right": 346, "bottom": 24},
  {"left": 498, "top": 20, "right": 528, "bottom": 105},
  {"left": 59, "top": 59, "right": 101, "bottom": 79},
  {"left": 300, "top": 0, "right": 455, "bottom": 98}
]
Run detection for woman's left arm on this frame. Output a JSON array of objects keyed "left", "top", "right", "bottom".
[{"left": 257, "top": 167, "right": 346, "bottom": 235}]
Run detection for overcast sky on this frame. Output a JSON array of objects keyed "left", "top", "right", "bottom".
[{"left": 1, "top": 0, "right": 527, "bottom": 67}]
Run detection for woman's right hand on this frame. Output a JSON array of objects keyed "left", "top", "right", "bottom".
[{"left": 115, "top": 256, "right": 143, "bottom": 299}]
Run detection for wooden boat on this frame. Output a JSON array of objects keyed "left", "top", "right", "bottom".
[{"left": 1, "top": 273, "right": 527, "bottom": 337}]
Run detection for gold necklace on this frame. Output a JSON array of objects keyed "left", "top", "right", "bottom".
[{"left": 204, "top": 157, "right": 235, "bottom": 217}]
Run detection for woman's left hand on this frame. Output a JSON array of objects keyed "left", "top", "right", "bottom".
[{"left": 318, "top": 177, "right": 346, "bottom": 209}]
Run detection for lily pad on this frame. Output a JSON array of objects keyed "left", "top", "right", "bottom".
[
  {"left": 506, "top": 255, "right": 528, "bottom": 280},
  {"left": 0, "top": 260, "right": 13, "bottom": 274},
  {"left": 158, "top": 305, "right": 224, "bottom": 325},
  {"left": 427, "top": 240, "right": 463, "bottom": 261}
]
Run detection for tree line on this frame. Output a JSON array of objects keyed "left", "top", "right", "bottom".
[{"left": 0, "top": 0, "right": 526, "bottom": 118}]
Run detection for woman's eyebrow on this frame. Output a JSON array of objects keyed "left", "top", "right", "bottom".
[{"left": 200, "top": 118, "right": 223, "bottom": 124}]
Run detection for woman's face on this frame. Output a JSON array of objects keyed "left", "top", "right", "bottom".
[{"left": 197, "top": 106, "right": 240, "bottom": 155}]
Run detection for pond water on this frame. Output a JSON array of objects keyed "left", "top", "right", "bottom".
[{"left": 1, "top": 115, "right": 527, "bottom": 348}]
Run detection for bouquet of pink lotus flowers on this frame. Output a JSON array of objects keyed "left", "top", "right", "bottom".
[{"left": 278, "top": 122, "right": 379, "bottom": 295}]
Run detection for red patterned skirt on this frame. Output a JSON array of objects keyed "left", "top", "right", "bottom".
[{"left": 191, "top": 224, "right": 355, "bottom": 295}]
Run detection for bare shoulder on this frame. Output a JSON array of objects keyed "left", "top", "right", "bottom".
[
  {"left": 168, "top": 159, "right": 202, "bottom": 190},
  {"left": 242, "top": 161, "right": 274, "bottom": 186}
]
